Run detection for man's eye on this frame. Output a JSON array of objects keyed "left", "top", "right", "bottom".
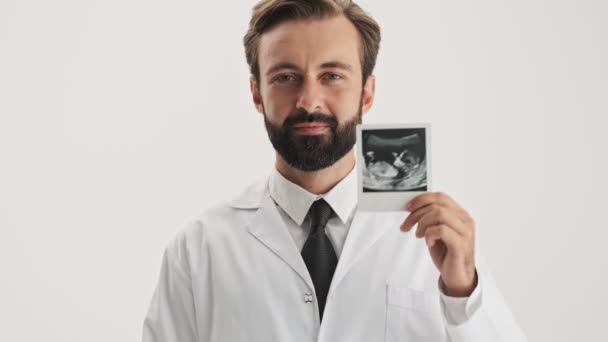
[
  {"left": 325, "top": 73, "right": 343, "bottom": 80},
  {"left": 275, "top": 75, "right": 296, "bottom": 82}
]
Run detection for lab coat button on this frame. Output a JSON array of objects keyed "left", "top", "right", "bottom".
[{"left": 304, "top": 293, "right": 313, "bottom": 303}]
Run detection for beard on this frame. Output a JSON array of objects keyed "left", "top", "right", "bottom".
[{"left": 263, "top": 99, "right": 362, "bottom": 172}]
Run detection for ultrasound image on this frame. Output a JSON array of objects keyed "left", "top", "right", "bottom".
[{"left": 361, "top": 128, "right": 428, "bottom": 192}]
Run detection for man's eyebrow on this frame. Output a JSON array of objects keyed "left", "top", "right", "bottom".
[
  {"left": 265, "top": 61, "right": 354, "bottom": 77},
  {"left": 265, "top": 62, "right": 301, "bottom": 77},
  {"left": 320, "top": 61, "right": 353, "bottom": 71}
]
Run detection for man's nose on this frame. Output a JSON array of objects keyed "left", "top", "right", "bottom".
[{"left": 295, "top": 78, "right": 325, "bottom": 113}]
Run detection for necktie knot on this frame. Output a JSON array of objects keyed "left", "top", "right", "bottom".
[{"left": 309, "top": 199, "right": 333, "bottom": 232}]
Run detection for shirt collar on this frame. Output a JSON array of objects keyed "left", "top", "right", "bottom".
[{"left": 269, "top": 166, "right": 358, "bottom": 226}]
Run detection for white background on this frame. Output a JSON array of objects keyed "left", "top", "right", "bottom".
[{"left": 1, "top": 0, "right": 606, "bottom": 341}]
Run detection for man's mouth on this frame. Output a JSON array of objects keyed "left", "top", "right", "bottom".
[{"left": 291, "top": 122, "right": 330, "bottom": 135}]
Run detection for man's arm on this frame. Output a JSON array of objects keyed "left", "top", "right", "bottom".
[
  {"left": 142, "top": 242, "right": 199, "bottom": 342},
  {"left": 439, "top": 255, "right": 528, "bottom": 341},
  {"left": 401, "top": 193, "right": 527, "bottom": 341}
]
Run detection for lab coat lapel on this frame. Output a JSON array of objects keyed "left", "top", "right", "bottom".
[
  {"left": 246, "top": 194, "right": 314, "bottom": 291},
  {"left": 328, "top": 211, "right": 392, "bottom": 295}
]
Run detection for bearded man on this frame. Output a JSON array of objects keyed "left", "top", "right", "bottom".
[{"left": 143, "top": 1, "right": 528, "bottom": 341}]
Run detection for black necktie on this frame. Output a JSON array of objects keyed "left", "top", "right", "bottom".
[{"left": 301, "top": 199, "right": 338, "bottom": 322}]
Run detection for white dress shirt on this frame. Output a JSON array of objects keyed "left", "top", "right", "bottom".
[
  {"left": 269, "top": 166, "right": 358, "bottom": 259},
  {"left": 268, "top": 166, "right": 482, "bottom": 325}
]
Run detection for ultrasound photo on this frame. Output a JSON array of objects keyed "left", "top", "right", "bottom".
[
  {"left": 356, "top": 124, "right": 431, "bottom": 211},
  {"left": 361, "top": 128, "right": 428, "bottom": 192}
]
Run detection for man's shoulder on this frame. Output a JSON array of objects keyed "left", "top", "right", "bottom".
[
  {"left": 164, "top": 175, "right": 271, "bottom": 257},
  {"left": 225, "top": 174, "right": 270, "bottom": 210},
  {"left": 175, "top": 175, "right": 270, "bottom": 236}
]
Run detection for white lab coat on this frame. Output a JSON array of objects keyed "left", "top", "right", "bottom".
[{"left": 143, "top": 177, "right": 527, "bottom": 341}]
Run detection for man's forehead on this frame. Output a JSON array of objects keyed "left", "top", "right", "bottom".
[{"left": 258, "top": 16, "right": 361, "bottom": 74}]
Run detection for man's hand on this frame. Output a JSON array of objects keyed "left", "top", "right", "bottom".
[{"left": 400, "top": 192, "right": 477, "bottom": 297}]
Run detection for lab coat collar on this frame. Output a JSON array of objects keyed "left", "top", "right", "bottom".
[
  {"left": 228, "top": 168, "right": 357, "bottom": 221},
  {"left": 231, "top": 174, "right": 395, "bottom": 298},
  {"left": 247, "top": 192, "right": 315, "bottom": 289},
  {"left": 228, "top": 175, "right": 269, "bottom": 209}
]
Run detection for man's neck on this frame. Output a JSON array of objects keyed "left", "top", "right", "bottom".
[{"left": 275, "top": 148, "right": 356, "bottom": 195}]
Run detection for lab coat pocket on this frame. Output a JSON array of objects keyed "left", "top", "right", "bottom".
[{"left": 385, "top": 285, "right": 447, "bottom": 342}]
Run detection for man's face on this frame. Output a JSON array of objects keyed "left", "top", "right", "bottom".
[{"left": 251, "top": 15, "right": 375, "bottom": 171}]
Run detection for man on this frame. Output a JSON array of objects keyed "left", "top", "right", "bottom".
[{"left": 142, "top": 1, "right": 528, "bottom": 341}]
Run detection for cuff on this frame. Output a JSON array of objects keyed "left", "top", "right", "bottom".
[{"left": 438, "top": 270, "right": 483, "bottom": 325}]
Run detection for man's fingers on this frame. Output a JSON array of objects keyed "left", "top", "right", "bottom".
[
  {"left": 400, "top": 205, "right": 434, "bottom": 232},
  {"left": 415, "top": 206, "right": 472, "bottom": 238},
  {"left": 401, "top": 193, "right": 476, "bottom": 236},
  {"left": 406, "top": 192, "right": 461, "bottom": 212},
  {"left": 424, "top": 224, "right": 462, "bottom": 249}
]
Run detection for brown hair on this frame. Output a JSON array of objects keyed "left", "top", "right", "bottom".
[{"left": 243, "top": 0, "right": 381, "bottom": 85}]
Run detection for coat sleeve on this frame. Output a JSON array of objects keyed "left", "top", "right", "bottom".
[
  {"left": 142, "top": 237, "right": 199, "bottom": 342},
  {"left": 441, "top": 251, "right": 528, "bottom": 342}
]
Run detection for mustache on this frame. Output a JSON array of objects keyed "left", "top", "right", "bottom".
[{"left": 283, "top": 110, "right": 338, "bottom": 129}]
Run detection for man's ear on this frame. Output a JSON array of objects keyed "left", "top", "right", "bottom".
[
  {"left": 250, "top": 76, "right": 264, "bottom": 114},
  {"left": 361, "top": 74, "right": 376, "bottom": 115}
]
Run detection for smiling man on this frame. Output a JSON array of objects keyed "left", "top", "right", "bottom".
[{"left": 142, "top": 1, "right": 528, "bottom": 341}]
